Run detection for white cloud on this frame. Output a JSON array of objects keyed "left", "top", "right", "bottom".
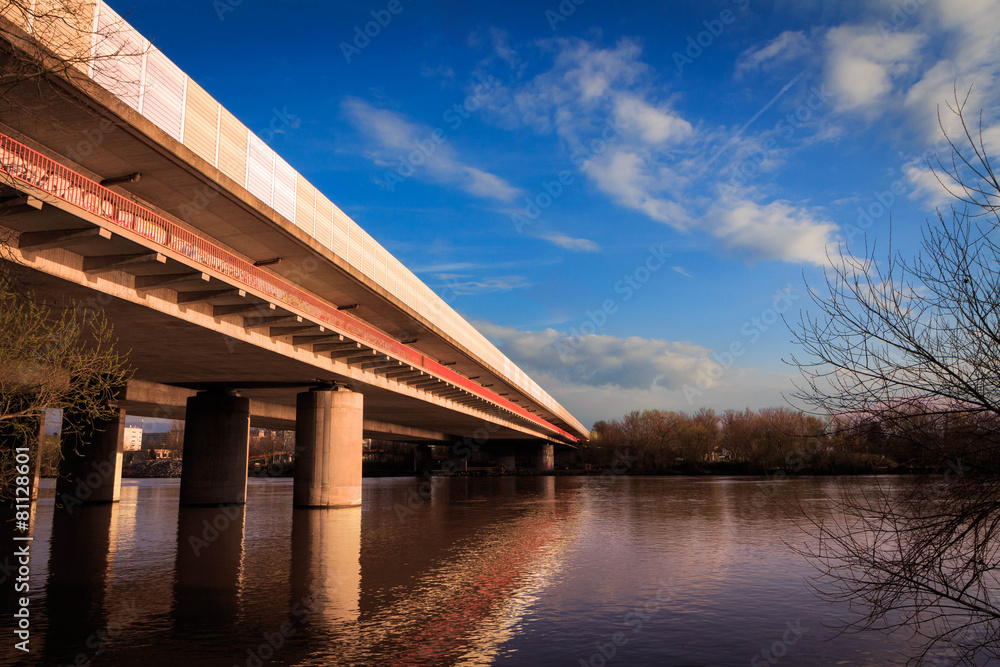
[
  {"left": 342, "top": 98, "right": 522, "bottom": 202},
  {"left": 708, "top": 199, "right": 840, "bottom": 265},
  {"left": 480, "top": 37, "right": 843, "bottom": 265},
  {"left": 824, "top": 25, "right": 924, "bottom": 112},
  {"left": 613, "top": 95, "right": 693, "bottom": 144},
  {"left": 475, "top": 321, "right": 799, "bottom": 425},
  {"left": 737, "top": 30, "right": 812, "bottom": 74},
  {"left": 538, "top": 233, "right": 600, "bottom": 252},
  {"left": 476, "top": 322, "right": 718, "bottom": 391},
  {"left": 903, "top": 159, "right": 954, "bottom": 208},
  {"left": 583, "top": 149, "right": 690, "bottom": 228},
  {"left": 900, "top": 0, "right": 1000, "bottom": 140},
  {"left": 434, "top": 274, "right": 530, "bottom": 295}
]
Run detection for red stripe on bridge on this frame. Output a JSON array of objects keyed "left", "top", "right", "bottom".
[{"left": 0, "top": 131, "right": 576, "bottom": 442}]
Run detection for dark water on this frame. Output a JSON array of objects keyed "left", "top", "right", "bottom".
[{"left": 7, "top": 475, "right": 924, "bottom": 666}]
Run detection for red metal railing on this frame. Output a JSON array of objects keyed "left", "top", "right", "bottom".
[{"left": 0, "top": 131, "right": 577, "bottom": 442}]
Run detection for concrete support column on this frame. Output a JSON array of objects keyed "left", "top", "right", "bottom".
[
  {"left": 413, "top": 443, "right": 432, "bottom": 475},
  {"left": 534, "top": 442, "right": 555, "bottom": 472},
  {"left": 57, "top": 406, "right": 125, "bottom": 506},
  {"left": 448, "top": 447, "right": 468, "bottom": 473},
  {"left": 294, "top": 388, "right": 364, "bottom": 508},
  {"left": 179, "top": 391, "right": 251, "bottom": 506}
]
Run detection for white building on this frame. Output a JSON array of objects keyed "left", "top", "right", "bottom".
[{"left": 123, "top": 426, "right": 143, "bottom": 452}]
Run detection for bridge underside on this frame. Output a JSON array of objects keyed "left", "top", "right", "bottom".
[
  {"left": 0, "top": 67, "right": 585, "bottom": 442},
  {"left": 0, "top": 38, "right": 579, "bottom": 511},
  {"left": 2, "top": 255, "right": 552, "bottom": 445}
]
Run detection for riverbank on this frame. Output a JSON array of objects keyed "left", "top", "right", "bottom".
[{"left": 102, "top": 459, "right": 927, "bottom": 479}]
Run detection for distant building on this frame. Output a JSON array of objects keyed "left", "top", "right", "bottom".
[
  {"left": 708, "top": 446, "right": 731, "bottom": 462},
  {"left": 123, "top": 426, "right": 143, "bottom": 451}
]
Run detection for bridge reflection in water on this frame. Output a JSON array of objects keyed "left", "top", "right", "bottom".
[{"left": 29, "top": 476, "right": 571, "bottom": 666}]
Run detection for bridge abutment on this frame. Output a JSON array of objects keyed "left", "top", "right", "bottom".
[
  {"left": 57, "top": 406, "right": 125, "bottom": 506},
  {"left": 293, "top": 388, "right": 363, "bottom": 508},
  {"left": 179, "top": 391, "right": 251, "bottom": 505}
]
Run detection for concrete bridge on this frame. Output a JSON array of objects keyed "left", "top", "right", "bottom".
[{"left": 0, "top": 2, "right": 588, "bottom": 509}]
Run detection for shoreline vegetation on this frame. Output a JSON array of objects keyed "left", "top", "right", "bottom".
[{"left": 34, "top": 405, "right": 969, "bottom": 479}]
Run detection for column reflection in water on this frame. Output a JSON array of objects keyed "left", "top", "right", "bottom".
[
  {"left": 289, "top": 506, "right": 361, "bottom": 625},
  {"left": 172, "top": 504, "right": 246, "bottom": 634},
  {"left": 44, "top": 503, "right": 117, "bottom": 662}
]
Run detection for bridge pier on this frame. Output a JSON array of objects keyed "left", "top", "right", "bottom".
[
  {"left": 179, "top": 391, "right": 251, "bottom": 505},
  {"left": 448, "top": 447, "right": 468, "bottom": 473},
  {"left": 413, "top": 443, "right": 432, "bottom": 475},
  {"left": 534, "top": 442, "right": 555, "bottom": 472},
  {"left": 294, "top": 388, "right": 364, "bottom": 508},
  {"left": 57, "top": 405, "right": 125, "bottom": 506}
]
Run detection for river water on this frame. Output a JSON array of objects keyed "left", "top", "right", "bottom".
[{"left": 9, "top": 475, "right": 925, "bottom": 666}]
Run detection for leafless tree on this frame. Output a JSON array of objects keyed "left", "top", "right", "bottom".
[
  {"left": 0, "top": 1, "right": 136, "bottom": 544},
  {"left": 0, "top": 1, "right": 146, "bottom": 115},
  {"left": 788, "top": 87, "right": 1000, "bottom": 663},
  {"left": 0, "top": 281, "right": 131, "bottom": 501}
]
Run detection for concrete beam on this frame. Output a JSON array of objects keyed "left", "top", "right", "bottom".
[
  {"left": 245, "top": 315, "right": 301, "bottom": 330},
  {"left": 134, "top": 272, "right": 209, "bottom": 289},
  {"left": 175, "top": 288, "right": 246, "bottom": 304},
  {"left": 18, "top": 226, "right": 110, "bottom": 250},
  {"left": 213, "top": 302, "right": 276, "bottom": 317},
  {"left": 82, "top": 251, "right": 165, "bottom": 274}
]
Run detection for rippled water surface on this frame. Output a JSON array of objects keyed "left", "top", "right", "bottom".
[{"left": 8, "top": 475, "right": 921, "bottom": 666}]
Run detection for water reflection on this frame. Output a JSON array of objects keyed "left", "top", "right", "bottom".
[
  {"left": 42, "top": 503, "right": 116, "bottom": 663},
  {"left": 172, "top": 505, "right": 246, "bottom": 633},
  {"left": 289, "top": 506, "right": 361, "bottom": 625},
  {"left": 19, "top": 476, "right": 920, "bottom": 666}
]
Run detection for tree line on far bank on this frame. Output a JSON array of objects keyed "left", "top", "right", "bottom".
[{"left": 583, "top": 404, "right": 997, "bottom": 475}]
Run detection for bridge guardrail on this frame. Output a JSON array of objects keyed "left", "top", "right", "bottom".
[{"left": 0, "top": 131, "right": 577, "bottom": 442}]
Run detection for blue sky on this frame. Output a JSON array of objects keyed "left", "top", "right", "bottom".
[{"left": 112, "top": 0, "right": 1000, "bottom": 427}]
